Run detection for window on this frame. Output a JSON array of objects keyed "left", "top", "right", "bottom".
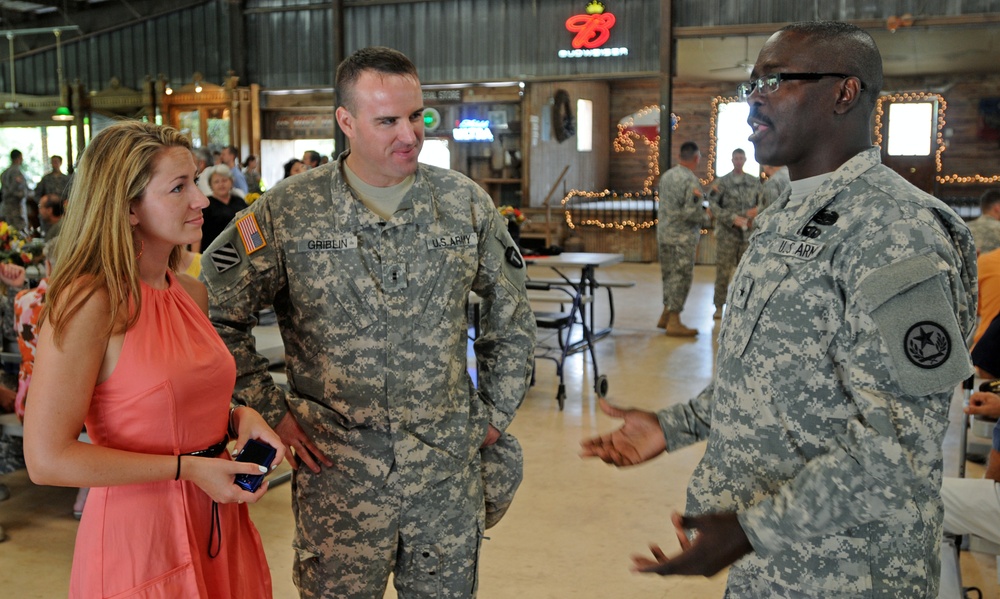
[
  {"left": 576, "top": 99, "right": 593, "bottom": 152},
  {"left": 0, "top": 125, "right": 82, "bottom": 185},
  {"left": 714, "top": 101, "right": 759, "bottom": 176},
  {"left": 419, "top": 138, "right": 451, "bottom": 170},
  {"left": 887, "top": 102, "right": 934, "bottom": 156}
]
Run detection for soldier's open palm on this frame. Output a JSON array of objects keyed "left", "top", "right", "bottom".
[{"left": 580, "top": 398, "right": 667, "bottom": 466}]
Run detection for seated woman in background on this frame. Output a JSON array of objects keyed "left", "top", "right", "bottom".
[
  {"left": 283, "top": 157, "right": 307, "bottom": 179},
  {"left": 14, "top": 239, "right": 58, "bottom": 422},
  {"left": 196, "top": 164, "right": 247, "bottom": 253},
  {"left": 23, "top": 121, "right": 283, "bottom": 599},
  {"left": 242, "top": 154, "right": 262, "bottom": 193}
]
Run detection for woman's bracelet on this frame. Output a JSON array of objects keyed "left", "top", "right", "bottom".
[
  {"left": 175, "top": 455, "right": 182, "bottom": 481},
  {"left": 228, "top": 406, "right": 243, "bottom": 439}
]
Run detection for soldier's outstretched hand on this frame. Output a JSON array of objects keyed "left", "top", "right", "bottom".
[
  {"left": 631, "top": 512, "right": 752, "bottom": 577},
  {"left": 580, "top": 398, "right": 667, "bottom": 466}
]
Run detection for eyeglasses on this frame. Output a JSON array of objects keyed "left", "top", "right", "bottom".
[{"left": 736, "top": 73, "right": 862, "bottom": 102}]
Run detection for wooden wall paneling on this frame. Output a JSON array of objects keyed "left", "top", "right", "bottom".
[
  {"left": 525, "top": 80, "right": 611, "bottom": 208},
  {"left": 609, "top": 79, "right": 658, "bottom": 192}
]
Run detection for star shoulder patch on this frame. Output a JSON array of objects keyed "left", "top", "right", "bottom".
[{"left": 903, "top": 321, "right": 951, "bottom": 369}]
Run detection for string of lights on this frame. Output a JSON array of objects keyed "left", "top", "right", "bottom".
[
  {"left": 566, "top": 108, "right": 680, "bottom": 232},
  {"left": 611, "top": 104, "right": 675, "bottom": 191},
  {"left": 874, "top": 92, "right": 999, "bottom": 184},
  {"left": 705, "top": 96, "right": 740, "bottom": 186},
  {"left": 560, "top": 189, "right": 659, "bottom": 231}
]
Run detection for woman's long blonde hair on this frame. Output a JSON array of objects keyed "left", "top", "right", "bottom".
[{"left": 44, "top": 121, "right": 192, "bottom": 347}]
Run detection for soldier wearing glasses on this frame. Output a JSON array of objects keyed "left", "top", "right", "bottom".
[{"left": 583, "top": 21, "right": 975, "bottom": 597}]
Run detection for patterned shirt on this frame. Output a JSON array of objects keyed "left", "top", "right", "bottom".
[{"left": 14, "top": 279, "right": 46, "bottom": 421}]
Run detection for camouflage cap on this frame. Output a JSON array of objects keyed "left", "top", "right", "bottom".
[{"left": 481, "top": 431, "right": 523, "bottom": 529}]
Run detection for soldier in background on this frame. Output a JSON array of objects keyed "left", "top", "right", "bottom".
[
  {"left": 201, "top": 46, "right": 534, "bottom": 598},
  {"left": 583, "top": 21, "right": 976, "bottom": 597},
  {"left": 708, "top": 148, "right": 762, "bottom": 320},
  {"left": 656, "top": 141, "right": 704, "bottom": 337},
  {"left": 35, "top": 156, "right": 70, "bottom": 236},
  {"left": 0, "top": 150, "right": 30, "bottom": 231},
  {"left": 760, "top": 163, "right": 791, "bottom": 211},
  {"left": 966, "top": 188, "right": 1000, "bottom": 255},
  {"left": 302, "top": 149, "right": 321, "bottom": 169}
]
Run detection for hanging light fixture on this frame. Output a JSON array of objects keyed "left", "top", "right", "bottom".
[{"left": 52, "top": 28, "right": 73, "bottom": 122}]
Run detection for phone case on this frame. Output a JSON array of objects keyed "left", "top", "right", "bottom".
[{"left": 233, "top": 439, "right": 276, "bottom": 492}]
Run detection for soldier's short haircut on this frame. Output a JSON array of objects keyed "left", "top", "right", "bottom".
[
  {"left": 679, "top": 141, "right": 699, "bottom": 161},
  {"left": 778, "top": 21, "right": 883, "bottom": 114},
  {"left": 981, "top": 188, "right": 1000, "bottom": 213},
  {"left": 10, "top": 149, "right": 21, "bottom": 161},
  {"left": 336, "top": 46, "right": 419, "bottom": 114},
  {"left": 732, "top": 148, "right": 746, "bottom": 156}
]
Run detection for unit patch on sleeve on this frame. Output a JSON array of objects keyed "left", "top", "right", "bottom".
[
  {"left": 903, "top": 321, "right": 951, "bottom": 369},
  {"left": 505, "top": 246, "right": 524, "bottom": 269},
  {"left": 210, "top": 242, "right": 242, "bottom": 273},
  {"left": 236, "top": 213, "right": 267, "bottom": 255}
]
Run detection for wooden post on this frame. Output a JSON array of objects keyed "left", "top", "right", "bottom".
[{"left": 658, "top": 0, "right": 674, "bottom": 176}]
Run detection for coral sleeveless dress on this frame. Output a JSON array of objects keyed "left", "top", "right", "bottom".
[{"left": 70, "top": 271, "right": 273, "bottom": 598}]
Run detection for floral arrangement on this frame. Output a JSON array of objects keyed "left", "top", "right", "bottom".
[
  {"left": 498, "top": 205, "right": 526, "bottom": 225},
  {"left": 0, "top": 222, "right": 44, "bottom": 266},
  {"left": 245, "top": 192, "right": 262, "bottom": 205}
]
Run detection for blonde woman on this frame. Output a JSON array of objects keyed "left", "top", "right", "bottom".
[{"left": 23, "top": 121, "right": 283, "bottom": 598}]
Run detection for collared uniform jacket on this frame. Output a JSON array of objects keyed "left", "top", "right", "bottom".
[
  {"left": 658, "top": 148, "right": 977, "bottom": 598},
  {"left": 656, "top": 164, "right": 704, "bottom": 245},
  {"left": 709, "top": 171, "right": 762, "bottom": 245},
  {"left": 200, "top": 156, "right": 535, "bottom": 491}
]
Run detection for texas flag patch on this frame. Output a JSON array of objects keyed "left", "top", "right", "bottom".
[{"left": 236, "top": 213, "right": 267, "bottom": 255}]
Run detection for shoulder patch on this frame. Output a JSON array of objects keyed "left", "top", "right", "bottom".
[
  {"left": 505, "top": 246, "right": 524, "bottom": 269},
  {"left": 236, "top": 213, "right": 267, "bottom": 255},
  {"left": 904, "top": 321, "right": 951, "bottom": 369},
  {"left": 859, "top": 253, "right": 972, "bottom": 395},
  {"left": 210, "top": 242, "right": 241, "bottom": 273}
]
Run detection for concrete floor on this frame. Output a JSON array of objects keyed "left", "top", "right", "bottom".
[{"left": 0, "top": 262, "right": 996, "bottom": 598}]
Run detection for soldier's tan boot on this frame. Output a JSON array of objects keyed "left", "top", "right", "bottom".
[
  {"left": 656, "top": 307, "right": 669, "bottom": 329},
  {"left": 664, "top": 312, "right": 697, "bottom": 337}
]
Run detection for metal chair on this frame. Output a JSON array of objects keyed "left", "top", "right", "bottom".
[{"left": 527, "top": 280, "right": 607, "bottom": 410}]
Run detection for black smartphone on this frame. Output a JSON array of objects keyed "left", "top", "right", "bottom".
[{"left": 233, "top": 438, "right": 277, "bottom": 492}]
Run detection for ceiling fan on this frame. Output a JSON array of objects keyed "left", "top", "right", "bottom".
[{"left": 710, "top": 36, "right": 754, "bottom": 75}]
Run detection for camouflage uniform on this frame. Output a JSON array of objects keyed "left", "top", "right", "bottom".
[
  {"left": 760, "top": 166, "right": 790, "bottom": 212},
  {"left": 966, "top": 214, "right": 1000, "bottom": 255},
  {"left": 0, "top": 164, "right": 28, "bottom": 231},
  {"left": 708, "top": 171, "right": 762, "bottom": 310},
  {"left": 657, "top": 148, "right": 976, "bottom": 598},
  {"left": 35, "top": 170, "right": 70, "bottom": 202},
  {"left": 200, "top": 155, "right": 535, "bottom": 598},
  {"left": 656, "top": 165, "right": 704, "bottom": 312}
]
